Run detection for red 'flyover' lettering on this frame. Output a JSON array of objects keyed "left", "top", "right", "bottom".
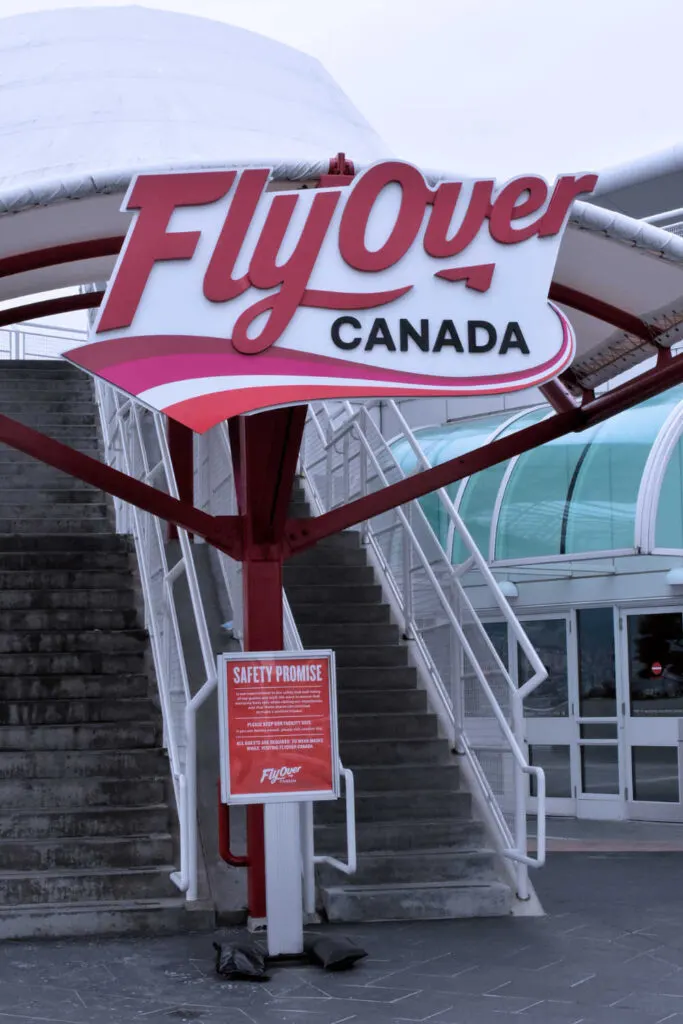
[
  {"left": 96, "top": 163, "right": 598, "bottom": 345},
  {"left": 97, "top": 171, "right": 236, "bottom": 333}
]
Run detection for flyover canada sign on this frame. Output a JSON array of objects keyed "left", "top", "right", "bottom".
[{"left": 67, "top": 161, "right": 598, "bottom": 432}]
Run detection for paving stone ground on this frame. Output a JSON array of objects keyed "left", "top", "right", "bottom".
[{"left": 2, "top": 848, "right": 683, "bottom": 1023}]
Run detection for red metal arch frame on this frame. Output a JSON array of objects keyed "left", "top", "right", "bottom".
[{"left": 2, "top": 155, "right": 683, "bottom": 922}]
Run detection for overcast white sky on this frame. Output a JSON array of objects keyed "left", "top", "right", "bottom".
[{"left": 1, "top": 0, "right": 682, "bottom": 179}]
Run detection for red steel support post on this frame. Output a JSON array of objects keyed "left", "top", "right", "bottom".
[
  {"left": 167, "top": 419, "right": 195, "bottom": 541},
  {"left": 230, "top": 404, "right": 307, "bottom": 924}
]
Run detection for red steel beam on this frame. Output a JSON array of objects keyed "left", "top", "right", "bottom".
[
  {"left": 0, "top": 412, "right": 241, "bottom": 556},
  {"left": 0, "top": 291, "right": 104, "bottom": 330},
  {"left": 539, "top": 379, "right": 579, "bottom": 413},
  {"left": 549, "top": 282, "right": 661, "bottom": 344},
  {"left": 285, "top": 350, "right": 683, "bottom": 553},
  {"left": 0, "top": 238, "right": 124, "bottom": 280},
  {"left": 167, "top": 418, "right": 195, "bottom": 542}
]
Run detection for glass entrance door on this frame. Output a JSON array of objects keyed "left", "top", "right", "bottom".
[
  {"left": 620, "top": 610, "right": 683, "bottom": 821},
  {"left": 519, "top": 616, "right": 577, "bottom": 816}
]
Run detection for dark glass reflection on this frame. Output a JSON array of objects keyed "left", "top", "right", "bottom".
[
  {"left": 577, "top": 607, "right": 616, "bottom": 718},
  {"left": 627, "top": 613, "right": 683, "bottom": 717},
  {"left": 632, "top": 746, "right": 679, "bottom": 803},
  {"left": 529, "top": 745, "right": 572, "bottom": 797},
  {"left": 519, "top": 619, "right": 568, "bottom": 718},
  {"left": 463, "top": 621, "right": 509, "bottom": 717},
  {"left": 484, "top": 621, "right": 509, "bottom": 670},
  {"left": 581, "top": 745, "right": 619, "bottom": 795}
]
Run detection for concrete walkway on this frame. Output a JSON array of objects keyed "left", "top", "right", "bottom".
[{"left": 2, "top": 824, "right": 683, "bottom": 1023}]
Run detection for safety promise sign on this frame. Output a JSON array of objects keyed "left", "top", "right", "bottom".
[{"left": 218, "top": 650, "right": 340, "bottom": 804}]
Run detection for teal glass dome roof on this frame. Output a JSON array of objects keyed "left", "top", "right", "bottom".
[{"left": 390, "top": 386, "right": 683, "bottom": 563}]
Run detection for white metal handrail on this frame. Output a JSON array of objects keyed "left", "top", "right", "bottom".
[
  {"left": 93, "top": 381, "right": 217, "bottom": 902},
  {"left": 298, "top": 399, "right": 548, "bottom": 898},
  {"left": 0, "top": 323, "right": 89, "bottom": 360}
]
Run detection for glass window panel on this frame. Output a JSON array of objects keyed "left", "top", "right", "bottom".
[
  {"left": 577, "top": 607, "right": 617, "bottom": 718},
  {"left": 565, "top": 391, "right": 683, "bottom": 554},
  {"left": 581, "top": 745, "right": 619, "bottom": 794},
  {"left": 627, "top": 613, "right": 683, "bottom": 717},
  {"left": 495, "top": 431, "right": 595, "bottom": 560},
  {"left": 632, "top": 746, "right": 679, "bottom": 803},
  {"left": 454, "top": 407, "right": 550, "bottom": 563},
  {"left": 391, "top": 414, "right": 511, "bottom": 554},
  {"left": 529, "top": 745, "right": 571, "bottom": 798},
  {"left": 580, "top": 724, "right": 617, "bottom": 739},
  {"left": 518, "top": 619, "right": 568, "bottom": 717},
  {"left": 656, "top": 437, "right": 683, "bottom": 549}
]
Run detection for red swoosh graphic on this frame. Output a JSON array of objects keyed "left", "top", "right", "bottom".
[
  {"left": 300, "top": 285, "right": 412, "bottom": 309},
  {"left": 435, "top": 263, "right": 495, "bottom": 292}
]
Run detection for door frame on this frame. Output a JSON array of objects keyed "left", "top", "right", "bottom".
[
  {"left": 514, "top": 612, "right": 578, "bottom": 818},
  {"left": 618, "top": 605, "right": 683, "bottom": 822}
]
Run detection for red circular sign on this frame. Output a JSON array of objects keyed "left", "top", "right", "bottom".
[{"left": 652, "top": 662, "right": 663, "bottom": 677}]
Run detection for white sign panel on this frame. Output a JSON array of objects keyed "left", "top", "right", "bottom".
[{"left": 67, "top": 161, "right": 597, "bottom": 432}]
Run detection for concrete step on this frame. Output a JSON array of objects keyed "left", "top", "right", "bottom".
[
  {"left": 0, "top": 805, "right": 170, "bottom": 840},
  {"left": 336, "top": 666, "right": 418, "bottom": 690},
  {"left": 0, "top": 588, "right": 137, "bottom": 611},
  {"left": 317, "top": 850, "right": 498, "bottom": 888},
  {"left": 350, "top": 763, "right": 460, "bottom": 792},
  {"left": 288, "top": 547, "right": 368, "bottom": 567},
  {"left": 0, "top": 697, "right": 157, "bottom": 727},
  {"left": 0, "top": 674, "right": 149, "bottom": 701},
  {"left": 0, "top": 834, "right": 174, "bottom": 872},
  {"left": 284, "top": 565, "right": 375, "bottom": 586},
  {"left": 0, "top": 721, "right": 159, "bottom": 751},
  {"left": 337, "top": 688, "right": 427, "bottom": 714},
  {"left": 0, "top": 361, "right": 91, "bottom": 376},
  {"left": 316, "top": 818, "right": 488, "bottom": 855},
  {"left": 288, "top": 501, "right": 310, "bottom": 518},
  {"left": 0, "top": 899, "right": 213, "bottom": 941},
  {"left": 0, "top": 568, "right": 134, "bottom": 588},
  {"left": 287, "top": 583, "right": 383, "bottom": 605},
  {"left": 339, "top": 738, "right": 451, "bottom": 766},
  {"left": 0, "top": 652, "right": 147, "bottom": 675},
  {"left": 0, "top": 866, "right": 178, "bottom": 905},
  {"left": 299, "top": 623, "right": 400, "bottom": 647},
  {"left": 0, "top": 464, "right": 99, "bottom": 485},
  {"left": 0, "top": 446, "right": 100, "bottom": 461},
  {"left": 334, "top": 645, "right": 409, "bottom": 668},
  {"left": 293, "top": 603, "right": 390, "bottom": 625},
  {"left": 0, "top": 488, "right": 104, "bottom": 504},
  {"left": 0, "top": 563, "right": 133, "bottom": 581},
  {"left": 0, "top": 405, "right": 97, "bottom": 422},
  {"left": 0, "top": 776, "right": 166, "bottom": 810},
  {"left": 0, "top": 505, "right": 108, "bottom": 523},
  {"left": 0, "top": 608, "right": 140, "bottom": 631},
  {"left": 315, "top": 789, "right": 470, "bottom": 823},
  {"left": 0, "top": 387, "right": 93, "bottom": 402},
  {"left": 321, "top": 880, "right": 512, "bottom": 922},
  {"left": 338, "top": 712, "right": 438, "bottom": 742},
  {"left": 315, "top": 531, "right": 362, "bottom": 550},
  {"left": 0, "top": 517, "right": 110, "bottom": 534},
  {"left": 0, "top": 629, "right": 147, "bottom": 654},
  {"left": 0, "top": 534, "right": 130, "bottom": 552},
  {"left": 0, "top": 747, "right": 165, "bottom": 780}
]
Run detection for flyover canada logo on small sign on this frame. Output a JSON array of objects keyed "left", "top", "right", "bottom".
[{"left": 67, "top": 161, "right": 597, "bottom": 432}]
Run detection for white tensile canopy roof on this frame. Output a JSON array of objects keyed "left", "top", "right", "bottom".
[{"left": 0, "top": 4, "right": 682, "bottom": 396}]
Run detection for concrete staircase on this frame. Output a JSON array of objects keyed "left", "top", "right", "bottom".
[
  {"left": 0, "top": 361, "right": 201, "bottom": 939},
  {"left": 284, "top": 483, "right": 512, "bottom": 922}
]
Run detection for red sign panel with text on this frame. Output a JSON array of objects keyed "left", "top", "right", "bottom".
[{"left": 219, "top": 650, "right": 339, "bottom": 804}]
